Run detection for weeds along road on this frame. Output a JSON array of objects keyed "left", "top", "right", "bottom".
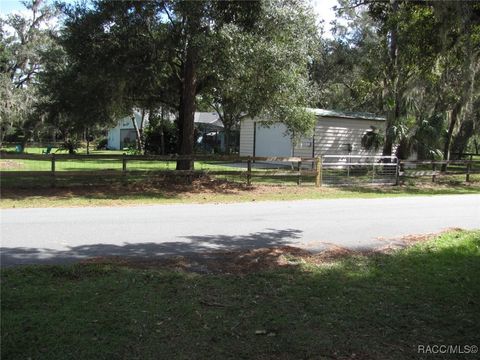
[{"left": 1, "top": 194, "right": 479, "bottom": 266}]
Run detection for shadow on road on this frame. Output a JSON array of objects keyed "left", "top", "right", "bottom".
[{"left": 0, "top": 228, "right": 303, "bottom": 267}]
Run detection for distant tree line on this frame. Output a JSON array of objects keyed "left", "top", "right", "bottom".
[
  {"left": 1, "top": 0, "right": 478, "bottom": 161},
  {"left": 312, "top": 0, "right": 479, "bottom": 160}
]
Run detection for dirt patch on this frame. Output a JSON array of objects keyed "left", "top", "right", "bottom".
[
  {"left": 0, "top": 176, "right": 332, "bottom": 204},
  {"left": 81, "top": 230, "right": 456, "bottom": 274},
  {"left": 0, "top": 160, "right": 24, "bottom": 170},
  {"left": 82, "top": 246, "right": 311, "bottom": 275}
]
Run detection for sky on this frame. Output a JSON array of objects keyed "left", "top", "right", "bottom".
[
  {"left": 0, "top": 0, "right": 35, "bottom": 15},
  {"left": 311, "top": 0, "right": 339, "bottom": 36},
  {"left": 0, "top": 0, "right": 339, "bottom": 36}
]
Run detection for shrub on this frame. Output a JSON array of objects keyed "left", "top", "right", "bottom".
[
  {"left": 58, "top": 139, "right": 82, "bottom": 154},
  {"left": 96, "top": 138, "right": 108, "bottom": 150}
]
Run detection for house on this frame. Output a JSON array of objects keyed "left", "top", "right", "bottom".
[
  {"left": 194, "top": 112, "right": 225, "bottom": 152},
  {"left": 239, "top": 108, "right": 386, "bottom": 158},
  {"left": 107, "top": 111, "right": 225, "bottom": 151}
]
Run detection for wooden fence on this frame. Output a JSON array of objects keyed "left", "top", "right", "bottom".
[
  {"left": 0, "top": 153, "right": 322, "bottom": 187},
  {"left": 400, "top": 159, "right": 480, "bottom": 183},
  {"left": 1, "top": 153, "right": 479, "bottom": 187}
]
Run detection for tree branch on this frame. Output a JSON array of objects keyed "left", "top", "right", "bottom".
[{"left": 335, "top": 0, "right": 370, "bottom": 12}]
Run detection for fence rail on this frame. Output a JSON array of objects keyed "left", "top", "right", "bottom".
[
  {"left": 400, "top": 159, "right": 480, "bottom": 183},
  {"left": 1, "top": 152, "right": 479, "bottom": 187}
]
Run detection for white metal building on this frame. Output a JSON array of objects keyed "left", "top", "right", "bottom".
[
  {"left": 239, "top": 109, "right": 386, "bottom": 158},
  {"left": 107, "top": 111, "right": 146, "bottom": 150}
]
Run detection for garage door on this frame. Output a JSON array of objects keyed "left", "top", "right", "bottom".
[{"left": 255, "top": 123, "right": 293, "bottom": 157}]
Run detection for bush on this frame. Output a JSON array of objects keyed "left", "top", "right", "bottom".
[
  {"left": 144, "top": 120, "right": 178, "bottom": 155},
  {"left": 58, "top": 139, "right": 82, "bottom": 154},
  {"left": 361, "top": 126, "right": 383, "bottom": 151},
  {"left": 96, "top": 138, "right": 108, "bottom": 150}
]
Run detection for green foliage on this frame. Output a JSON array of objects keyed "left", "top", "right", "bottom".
[
  {"left": 95, "top": 138, "right": 108, "bottom": 150},
  {"left": 312, "top": 3, "right": 385, "bottom": 113},
  {"left": 315, "top": 0, "right": 480, "bottom": 159},
  {"left": 49, "top": 0, "right": 318, "bottom": 160},
  {"left": 57, "top": 138, "right": 81, "bottom": 154},
  {"left": 361, "top": 126, "right": 383, "bottom": 151},
  {"left": 205, "top": 1, "right": 318, "bottom": 142},
  {"left": 0, "top": 0, "right": 58, "bottom": 145},
  {"left": 144, "top": 116, "right": 178, "bottom": 155}
]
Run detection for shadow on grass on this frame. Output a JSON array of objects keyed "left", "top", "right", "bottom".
[
  {"left": 1, "top": 231, "right": 479, "bottom": 359},
  {"left": 0, "top": 228, "right": 302, "bottom": 267},
  {"left": 0, "top": 175, "right": 250, "bottom": 202}
]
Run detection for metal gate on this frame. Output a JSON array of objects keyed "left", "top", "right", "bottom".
[{"left": 321, "top": 155, "right": 398, "bottom": 186}]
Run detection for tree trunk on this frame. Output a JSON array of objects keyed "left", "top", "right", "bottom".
[
  {"left": 131, "top": 111, "right": 145, "bottom": 153},
  {"left": 0, "top": 124, "right": 7, "bottom": 147},
  {"left": 159, "top": 111, "right": 165, "bottom": 155},
  {"left": 160, "top": 125, "right": 165, "bottom": 155},
  {"left": 451, "top": 119, "right": 473, "bottom": 159},
  {"left": 443, "top": 105, "right": 460, "bottom": 167},
  {"left": 141, "top": 109, "right": 148, "bottom": 155},
  {"left": 20, "top": 130, "right": 31, "bottom": 153},
  {"left": 86, "top": 126, "right": 90, "bottom": 155},
  {"left": 442, "top": 50, "right": 478, "bottom": 170},
  {"left": 176, "top": 103, "right": 184, "bottom": 154},
  {"left": 224, "top": 125, "right": 231, "bottom": 154},
  {"left": 176, "top": 17, "right": 199, "bottom": 170},
  {"left": 382, "top": 0, "right": 400, "bottom": 159}
]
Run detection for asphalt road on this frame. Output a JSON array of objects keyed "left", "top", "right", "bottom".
[{"left": 1, "top": 195, "right": 479, "bottom": 266}]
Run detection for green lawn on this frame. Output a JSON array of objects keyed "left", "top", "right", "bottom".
[
  {"left": 1, "top": 173, "right": 479, "bottom": 208},
  {"left": 0, "top": 158, "right": 242, "bottom": 172},
  {"left": 0, "top": 146, "right": 240, "bottom": 172},
  {"left": 2, "top": 147, "right": 479, "bottom": 208},
  {"left": 2, "top": 229, "right": 479, "bottom": 359},
  {"left": 0, "top": 145, "right": 126, "bottom": 155}
]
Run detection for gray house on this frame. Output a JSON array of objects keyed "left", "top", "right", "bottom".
[
  {"left": 239, "top": 109, "right": 385, "bottom": 158},
  {"left": 107, "top": 111, "right": 225, "bottom": 151}
]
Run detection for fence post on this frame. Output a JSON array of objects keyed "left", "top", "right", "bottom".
[
  {"left": 122, "top": 155, "right": 127, "bottom": 172},
  {"left": 320, "top": 156, "right": 323, "bottom": 186},
  {"left": 315, "top": 157, "right": 321, "bottom": 187},
  {"left": 372, "top": 161, "right": 375, "bottom": 183},
  {"left": 122, "top": 155, "right": 127, "bottom": 185},
  {"left": 432, "top": 162, "right": 436, "bottom": 183},
  {"left": 247, "top": 156, "right": 252, "bottom": 186},
  {"left": 51, "top": 154, "right": 56, "bottom": 188},
  {"left": 466, "top": 161, "right": 471, "bottom": 182},
  {"left": 347, "top": 154, "right": 350, "bottom": 178},
  {"left": 297, "top": 160, "right": 302, "bottom": 186},
  {"left": 395, "top": 159, "right": 400, "bottom": 186}
]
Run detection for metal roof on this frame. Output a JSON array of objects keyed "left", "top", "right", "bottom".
[
  {"left": 194, "top": 112, "right": 224, "bottom": 130},
  {"left": 307, "top": 108, "right": 386, "bottom": 121}
]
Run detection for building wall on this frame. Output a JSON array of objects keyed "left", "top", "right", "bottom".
[
  {"left": 107, "top": 113, "right": 144, "bottom": 150},
  {"left": 239, "top": 116, "right": 384, "bottom": 158},
  {"left": 239, "top": 118, "right": 255, "bottom": 156},
  {"left": 294, "top": 117, "right": 384, "bottom": 158},
  {"left": 255, "top": 122, "right": 293, "bottom": 157},
  {"left": 107, "top": 127, "right": 121, "bottom": 150}
]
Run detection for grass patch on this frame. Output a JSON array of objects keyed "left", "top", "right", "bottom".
[
  {"left": 1, "top": 175, "right": 480, "bottom": 208},
  {"left": 0, "top": 146, "right": 125, "bottom": 155},
  {"left": 2, "top": 230, "right": 479, "bottom": 359}
]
